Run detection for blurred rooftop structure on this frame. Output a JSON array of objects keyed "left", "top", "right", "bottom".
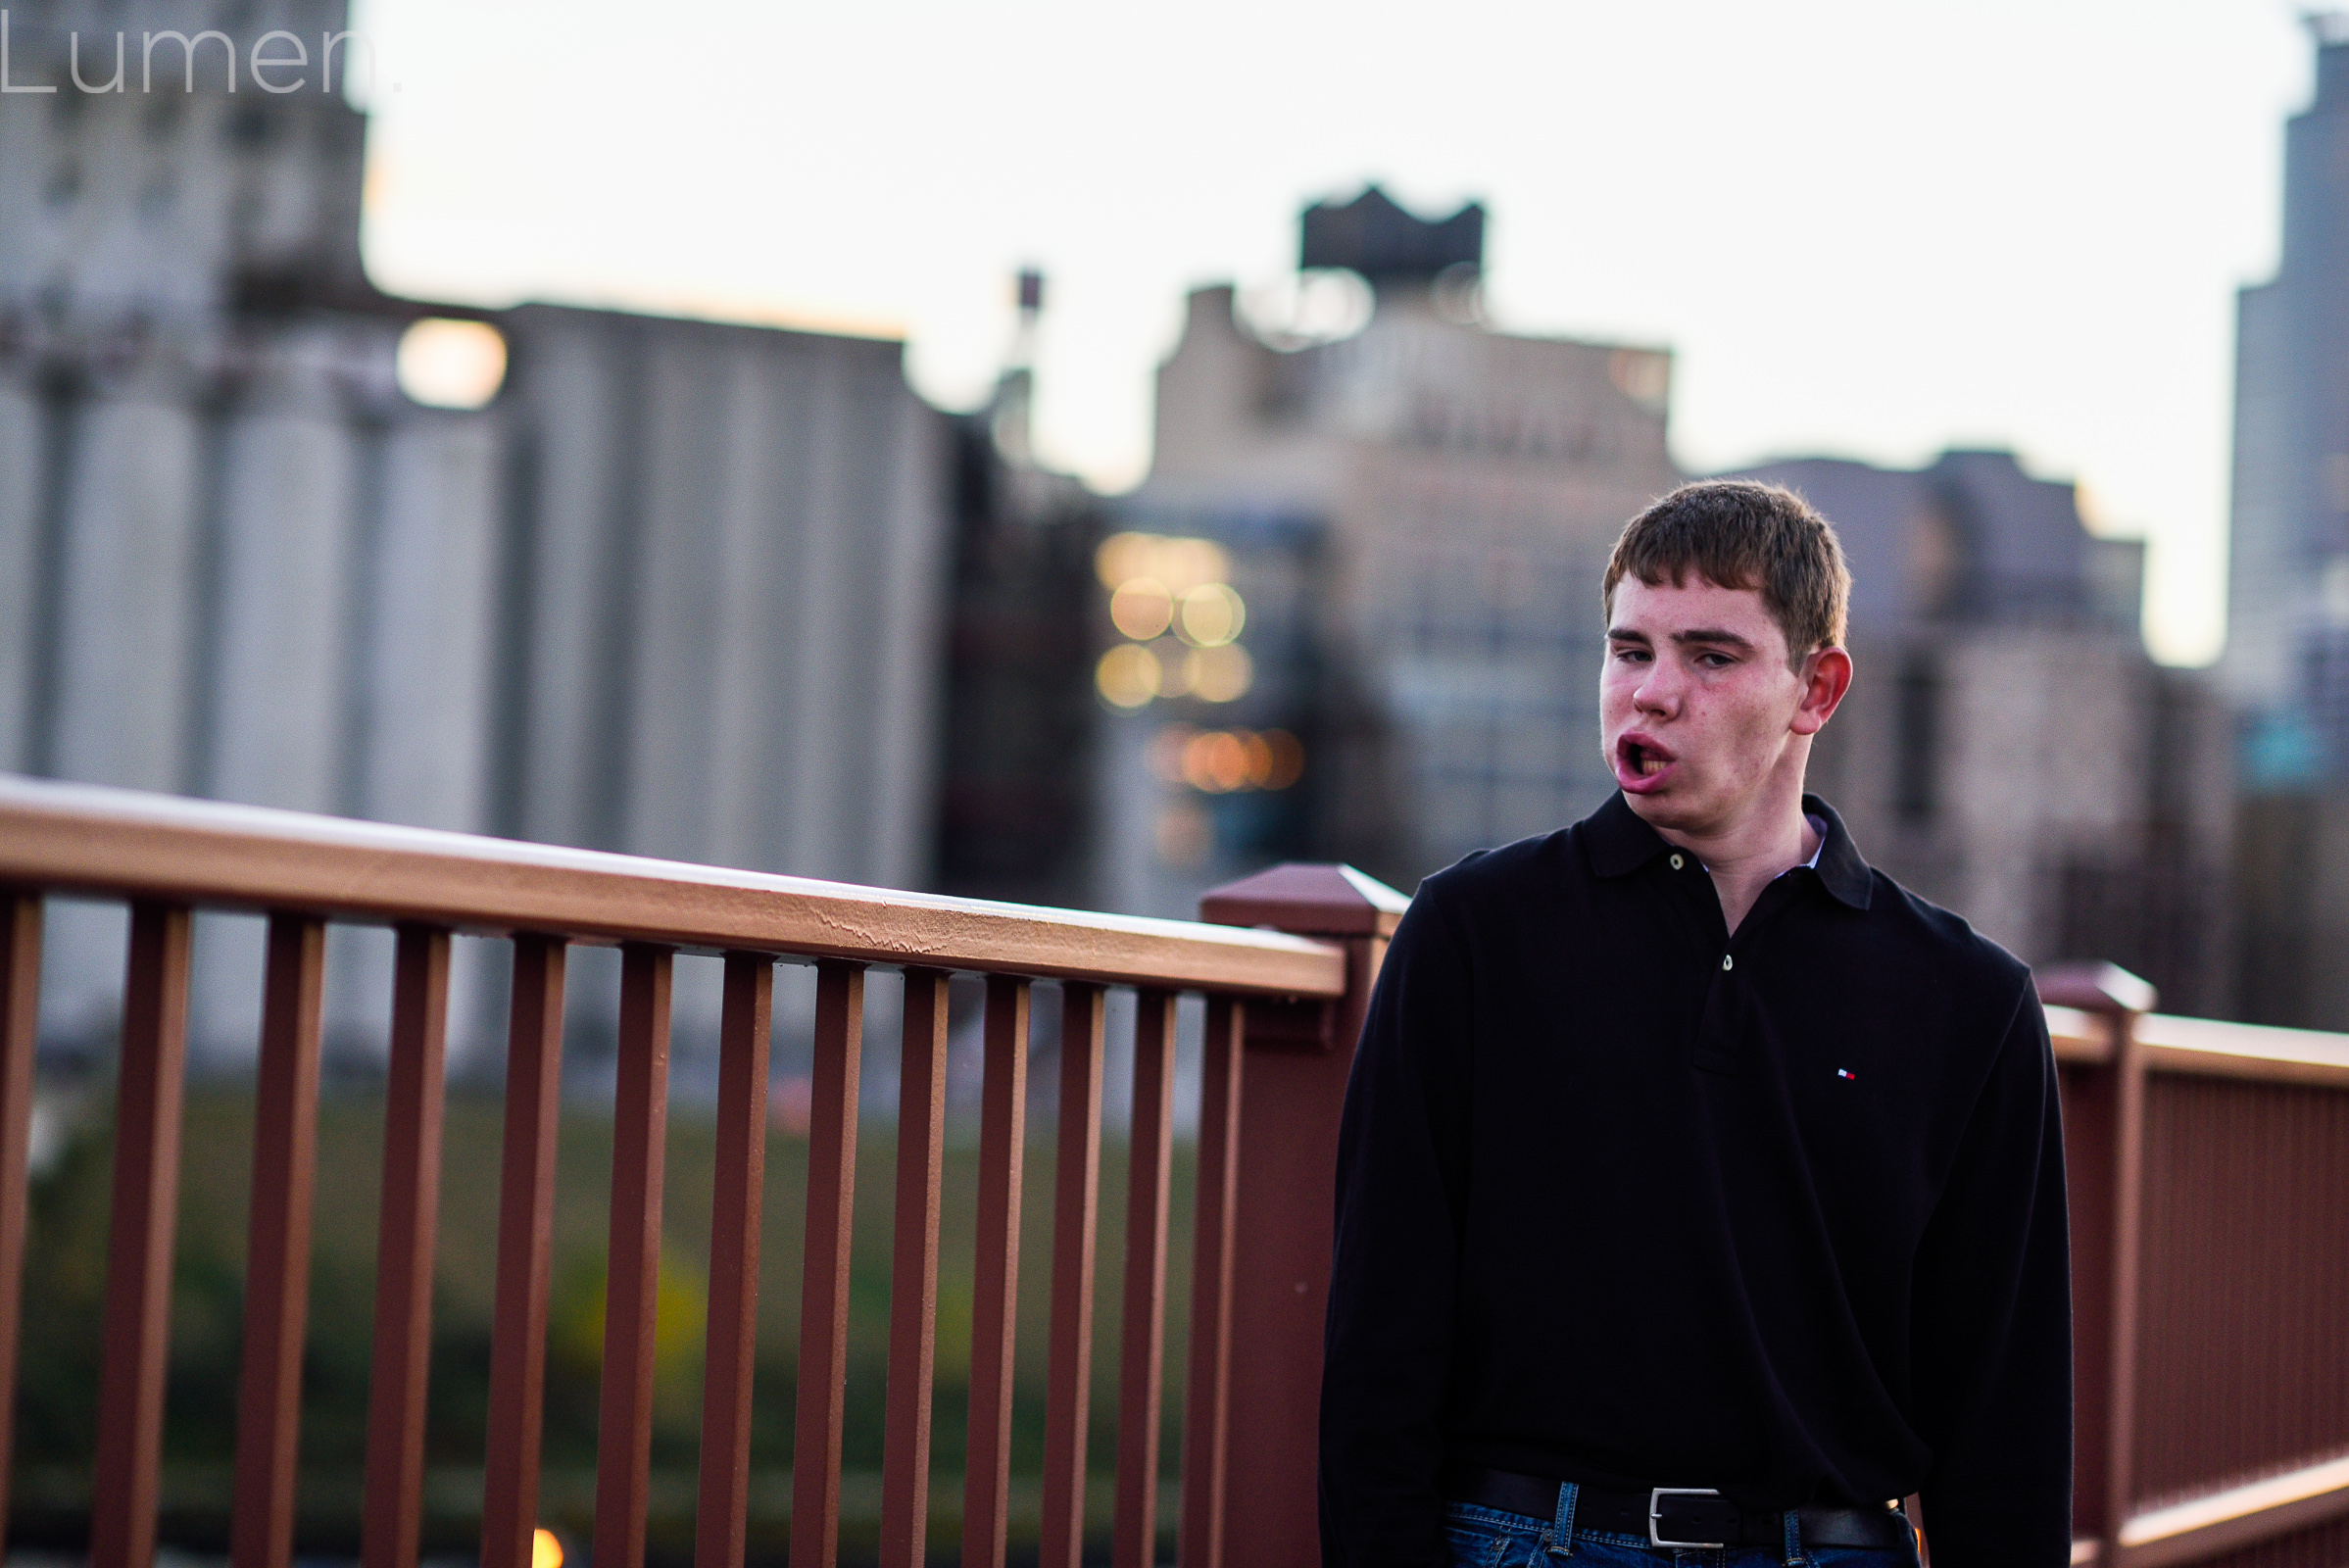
[
  {"left": 1297, "top": 184, "right": 1486, "bottom": 287},
  {"left": 1739, "top": 450, "right": 2146, "bottom": 635}
]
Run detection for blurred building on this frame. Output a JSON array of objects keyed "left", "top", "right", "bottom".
[
  {"left": 0, "top": 0, "right": 949, "bottom": 1059},
  {"left": 2218, "top": 16, "right": 2349, "bottom": 1028},
  {"left": 1736, "top": 453, "right": 2233, "bottom": 1013},
  {"left": 1107, "top": 185, "right": 1682, "bottom": 913},
  {"left": 2225, "top": 17, "right": 2349, "bottom": 780},
  {"left": 931, "top": 279, "right": 1110, "bottom": 909}
]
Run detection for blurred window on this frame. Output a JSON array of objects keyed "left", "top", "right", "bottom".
[{"left": 1894, "top": 651, "right": 1940, "bottom": 826}]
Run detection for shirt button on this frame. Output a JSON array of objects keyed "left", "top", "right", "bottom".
[
  {"left": 1669, "top": 854, "right": 1685, "bottom": 870},
  {"left": 1722, "top": 954, "right": 1735, "bottom": 971}
]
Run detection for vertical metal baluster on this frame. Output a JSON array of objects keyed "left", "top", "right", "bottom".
[
  {"left": 790, "top": 961, "right": 865, "bottom": 1568},
  {"left": 364, "top": 926, "right": 453, "bottom": 1568},
  {"left": 1113, "top": 991, "right": 1178, "bottom": 1568},
  {"left": 696, "top": 954, "right": 773, "bottom": 1568},
  {"left": 481, "top": 934, "right": 567, "bottom": 1568},
  {"left": 961, "top": 977, "right": 1031, "bottom": 1568},
  {"left": 594, "top": 945, "right": 674, "bottom": 1568},
  {"left": 0, "top": 892, "right": 42, "bottom": 1537},
  {"left": 1040, "top": 982, "right": 1107, "bottom": 1568},
  {"left": 1179, "top": 997, "right": 1244, "bottom": 1568},
  {"left": 231, "top": 914, "right": 329, "bottom": 1568},
  {"left": 879, "top": 968, "right": 951, "bottom": 1568},
  {"left": 90, "top": 902, "right": 195, "bottom": 1568}
]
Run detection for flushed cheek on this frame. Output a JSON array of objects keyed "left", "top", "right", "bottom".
[
  {"left": 1599, "top": 673, "right": 1646, "bottom": 725},
  {"left": 1712, "top": 710, "right": 1789, "bottom": 784}
]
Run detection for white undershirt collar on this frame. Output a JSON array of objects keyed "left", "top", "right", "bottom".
[{"left": 1700, "top": 814, "right": 1828, "bottom": 879}]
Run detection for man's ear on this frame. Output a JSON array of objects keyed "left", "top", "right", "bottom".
[{"left": 1791, "top": 646, "right": 1853, "bottom": 737}]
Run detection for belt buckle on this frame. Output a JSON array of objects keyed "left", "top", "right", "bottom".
[{"left": 1649, "top": 1487, "right": 1728, "bottom": 1549}]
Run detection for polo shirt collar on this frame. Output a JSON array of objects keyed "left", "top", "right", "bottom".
[{"left": 1579, "top": 790, "right": 1875, "bottom": 910}]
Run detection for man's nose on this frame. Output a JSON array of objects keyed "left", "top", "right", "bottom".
[{"left": 1634, "top": 663, "right": 1682, "bottom": 715}]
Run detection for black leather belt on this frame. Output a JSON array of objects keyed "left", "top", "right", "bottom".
[{"left": 1441, "top": 1463, "right": 1916, "bottom": 1551}]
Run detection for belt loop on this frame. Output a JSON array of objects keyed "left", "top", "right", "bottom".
[
  {"left": 1550, "top": 1480, "right": 1578, "bottom": 1558},
  {"left": 1782, "top": 1506, "right": 1805, "bottom": 1567}
]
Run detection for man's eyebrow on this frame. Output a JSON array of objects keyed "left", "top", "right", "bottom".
[
  {"left": 1671, "top": 626, "right": 1756, "bottom": 651},
  {"left": 1604, "top": 626, "right": 1650, "bottom": 643}
]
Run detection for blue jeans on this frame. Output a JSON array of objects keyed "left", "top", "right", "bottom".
[{"left": 1441, "top": 1485, "right": 1923, "bottom": 1567}]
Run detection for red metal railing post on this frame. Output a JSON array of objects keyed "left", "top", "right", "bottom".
[
  {"left": 594, "top": 944, "right": 676, "bottom": 1568},
  {"left": 364, "top": 925, "right": 454, "bottom": 1568},
  {"left": 962, "top": 976, "right": 1032, "bottom": 1568},
  {"left": 481, "top": 933, "right": 568, "bottom": 1568},
  {"left": 697, "top": 953, "right": 774, "bottom": 1568},
  {"left": 1040, "top": 982, "right": 1106, "bottom": 1568},
  {"left": 2038, "top": 960, "right": 2156, "bottom": 1564},
  {"left": 1197, "top": 865, "right": 1407, "bottom": 1568},
  {"left": 1179, "top": 996, "right": 1244, "bottom": 1568},
  {"left": 791, "top": 961, "right": 867, "bottom": 1568},
  {"left": 0, "top": 893, "right": 42, "bottom": 1539},
  {"left": 1113, "top": 990, "right": 1180, "bottom": 1568},
  {"left": 91, "top": 902, "right": 196, "bottom": 1568},
  {"left": 879, "top": 967, "right": 952, "bottom": 1568},
  {"left": 232, "top": 914, "right": 329, "bottom": 1568}
]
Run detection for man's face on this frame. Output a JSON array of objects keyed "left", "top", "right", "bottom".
[{"left": 1600, "top": 574, "right": 1833, "bottom": 836}]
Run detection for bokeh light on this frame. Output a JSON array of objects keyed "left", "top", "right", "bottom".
[
  {"left": 1177, "top": 582, "right": 1245, "bottom": 647},
  {"left": 1110, "top": 578, "right": 1176, "bottom": 640},
  {"left": 1183, "top": 643, "right": 1252, "bottom": 703},
  {"left": 1260, "top": 728, "right": 1305, "bottom": 789},
  {"left": 396, "top": 318, "right": 508, "bottom": 409},
  {"left": 1095, "top": 644, "right": 1161, "bottom": 708},
  {"left": 1150, "top": 725, "right": 1304, "bottom": 792},
  {"left": 1184, "top": 729, "right": 1251, "bottom": 792},
  {"left": 1095, "top": 531, "right": 1232, "bottom": 595}
]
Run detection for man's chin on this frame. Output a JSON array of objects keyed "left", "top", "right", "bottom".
[{"left": 1621, "top": 785, "right": 1703, "bottom": 832}]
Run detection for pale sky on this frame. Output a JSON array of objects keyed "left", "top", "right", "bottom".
[{"left": 351, "top": 0, "right": 2318, "bottom": 666}]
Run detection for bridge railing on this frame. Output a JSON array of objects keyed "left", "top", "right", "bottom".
[
  {"left": 2043, "top": 966, "right": 2349, "bottom": 1568},
  {"left": 0, "top": 774, "right": 1403, "bottom": 1568},
  {"left": 9, "top": 774, "right": 2349, "bottom": 1568}
]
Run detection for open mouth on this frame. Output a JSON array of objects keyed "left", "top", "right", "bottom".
[{"left": 1615, "top": 734, "right": 1678, "bottom": 788}]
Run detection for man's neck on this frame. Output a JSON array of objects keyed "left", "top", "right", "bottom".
[{"left": 1652, "top": 784, "right": 1818, "bottom": 936}]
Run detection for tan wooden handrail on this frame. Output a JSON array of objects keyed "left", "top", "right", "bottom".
[{"left": 0, "top": 774, "right": 1344, "bottom": 997}]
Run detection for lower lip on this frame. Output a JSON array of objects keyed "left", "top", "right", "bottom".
[{"left": 1614, "top": 752, "right": 1677, "bottom": 794}]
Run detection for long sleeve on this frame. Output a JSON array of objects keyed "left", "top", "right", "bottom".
[
  {"left": 1319, "top": 883, "right": 1475, "bottom": 1568},
  {"left": 1911, "top": 984, "right": 2075, "bottom": 1566}
]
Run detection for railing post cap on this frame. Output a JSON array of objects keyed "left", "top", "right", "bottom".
[
  {"left": 2035, "top": 959, "right": 2157, "bottom": 1016},
  {"left": 1199, "top": 862, "right": 1410, "bottom": 938}
]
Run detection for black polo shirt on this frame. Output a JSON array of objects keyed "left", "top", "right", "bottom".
[{"left": 1319, "top": 793, "right": 2071, "bottom": 1568}]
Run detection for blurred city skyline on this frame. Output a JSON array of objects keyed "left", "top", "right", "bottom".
[{"left": 350, "top": 0, "right": 2314, "bottom": 667}]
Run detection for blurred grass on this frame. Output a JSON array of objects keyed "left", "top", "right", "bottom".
[{"left": 14, "top": 1086, "right": 1199, "bottom": 1563}]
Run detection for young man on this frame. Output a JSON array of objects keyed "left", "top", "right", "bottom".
[{"left": 1320, "top": 482, "right": 2071, "bottom": 1567}]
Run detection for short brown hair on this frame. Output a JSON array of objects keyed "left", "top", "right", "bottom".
[{"left": 1602, "top": 480, "right": 1851, "bottom": 664}]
